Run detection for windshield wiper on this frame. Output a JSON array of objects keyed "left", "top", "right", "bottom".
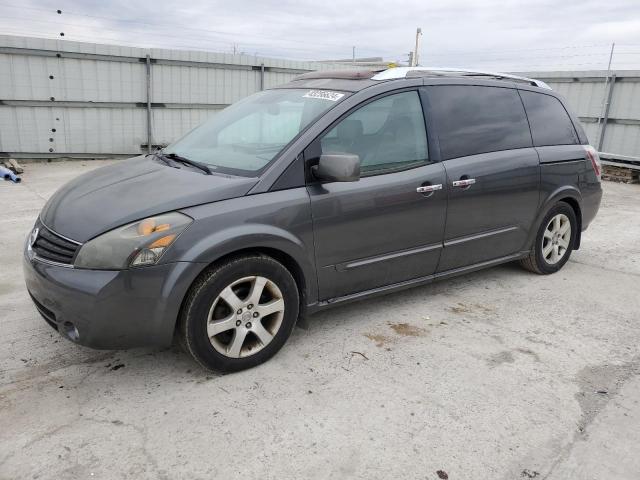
[
  {"left": 162, "top": 152, "right": 212, "bottom": 175},
  {"left": 150, "top": 151, "right": 179, "bottom": 168}
]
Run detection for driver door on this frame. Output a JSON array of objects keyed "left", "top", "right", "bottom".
[{"left": 305, "top": 90, "right": 448, "bottom": 300}]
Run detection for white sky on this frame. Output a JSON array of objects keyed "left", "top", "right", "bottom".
[{"left": 1, "top": 0, "right": 639, "bottom": 70}]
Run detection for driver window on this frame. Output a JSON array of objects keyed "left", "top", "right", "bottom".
[{"left": 320, "top": 91, "right": 429, "bottom": 175}]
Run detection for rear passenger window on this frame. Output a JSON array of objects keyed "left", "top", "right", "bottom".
[
  {"left": 427, "top": 85, "right": 532, "bottom": 160},
  {"left": 320, "top": 91, "right": 429, "bottom": 175},
  {"left": 520, "top": 91, "right": 579, "bottom": 146}
]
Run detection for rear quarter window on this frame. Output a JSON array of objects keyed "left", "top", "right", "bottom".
[
  {"left": 427, "top": 85, "right": 532, "bottom": 160},
  {"left": 519, "top": 90, "right": 579, "bottom": 147}
]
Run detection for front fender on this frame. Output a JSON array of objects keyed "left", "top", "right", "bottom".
[
  {"left": 162, "top": 189, "right": 318, "bottom": 305},
  {"left": 183, "top": 224, "right": 309, "bottom": 263}
]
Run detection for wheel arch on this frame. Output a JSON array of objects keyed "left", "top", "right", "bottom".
[
  {"left": 209, "top": 246, "right": 309, "bottom": 306},
  {"left": 559, "top": 196, "right": 582, "bottom": 249},
  {"left": 528, "top": 187, "right": 583, "bottom": 251},
  {"left": 172, "top": 228, "right": 316, "bottom": 336}
]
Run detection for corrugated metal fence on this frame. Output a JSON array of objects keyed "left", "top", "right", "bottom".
[
  {"left": 1, "top": 35, "right": 639, "bottom": 164},
  {"left": 518, "top": 70, "right": 640, "bottom": 166},
  {"left": 0, "top": 35, "right": 359, "bottom": 159}
]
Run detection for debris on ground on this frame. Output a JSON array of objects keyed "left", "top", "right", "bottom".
[
  {"left": 602, "top": 164, "right": 639, "bottom": 184},
  {"left": 3, "top": 158, "right": 24, "bottom": 174},
  {"left": 0, "top": 165, "right": 21, "bottom": 183},
  {"left": 349, "top": 351, "right": 369, "bottom": 360},
  {"left": 521, "top": 469, "right": 540, "bottom": 478},
  {"left": 364, "top": 333, "right": 391, "bottom": 348},
  {"left": 388, "top": 322, "right": 427, "bottom": 337}
]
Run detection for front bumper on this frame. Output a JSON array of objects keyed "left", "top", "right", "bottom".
[{"left": 23, "top": 253, "right": 204, "bottom": 349}]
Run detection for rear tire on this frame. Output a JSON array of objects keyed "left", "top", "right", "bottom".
[
  {"left": 520, "top": 202, "right": 577, "bottom": 275},
  {"left": 179, "top": 254, "right": 299, "bottom": 372}
]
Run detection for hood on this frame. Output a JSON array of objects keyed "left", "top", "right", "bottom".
[{"left": 40, "top": 156, "right": 258, "bottom": 242}]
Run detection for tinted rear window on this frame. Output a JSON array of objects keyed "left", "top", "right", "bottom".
[
  {"left": 520, "top": 90, "right": 579, "bottom": 146},
  {"left": 428, "top": 85, "right": 532, "bottom": 159}
]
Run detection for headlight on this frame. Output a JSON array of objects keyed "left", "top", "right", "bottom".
[{"left": 74, "top": 212, "right": 192, "bottom": 270}]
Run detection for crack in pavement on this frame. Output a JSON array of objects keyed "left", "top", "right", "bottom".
[
  {"left": 569, "top": 259, "right": 640, "bottom": 278},
  {"left": 0, "top": 415, "right": 169, "bottom": 480},
  {"left": 540, "top": 355, "right": 640, "bottom": 479}
]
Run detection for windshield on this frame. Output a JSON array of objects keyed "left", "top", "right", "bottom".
[{"left": 163, "top": 88, "right": 349, "bottom": 176}]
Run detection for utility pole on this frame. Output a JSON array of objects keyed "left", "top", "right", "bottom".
[
  {"left": 413, "top": 28, "right": 422, "bottom": 66},
  {"left": 352, "top": 46, "right": 356, "bottom": 64}
]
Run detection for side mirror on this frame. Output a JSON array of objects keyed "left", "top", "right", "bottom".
[{"left": 312, "top": 153, "right": 361, "bottom": 182}]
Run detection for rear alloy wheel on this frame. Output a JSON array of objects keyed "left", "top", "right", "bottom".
[
  {"left": 180, "top": 255, "right": 299, "bottom": 372},
  {"left": 520, "top": 202, "right": 577, "bottom": 274},
  {"left": 541, "top": 213, "right": 572, "bottom": 265}
]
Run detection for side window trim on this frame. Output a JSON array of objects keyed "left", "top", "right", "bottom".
[
  {"left": 303, "top": 87, "right": 432, "bottom": 182},
  {"left": 516, "top": 89, "right": 536, "bottom": 147},
  {"left": 418, "top": 87, "right": 442, "bottom": 163}
]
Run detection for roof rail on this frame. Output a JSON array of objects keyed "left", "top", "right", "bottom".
[{"left": 371, "top": 67, "right": 551, "bottom": 90}]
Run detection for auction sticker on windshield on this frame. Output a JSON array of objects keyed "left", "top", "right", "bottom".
[{"left": 303, "top": 90, "right": 345, "bottom": 101}]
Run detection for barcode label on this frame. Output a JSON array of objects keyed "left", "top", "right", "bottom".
[{"left": 303, "top": 90, "right": 345, "bottom": 102}]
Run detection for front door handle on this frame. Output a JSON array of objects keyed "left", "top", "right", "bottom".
[
  {"left": 452, "top": 178, "right": 476, "bottom": 188},
  {"left": 417, "top": 184, "right": 442, "bottom": 193}
]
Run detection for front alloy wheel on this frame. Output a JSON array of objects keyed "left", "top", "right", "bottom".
[
  {"left": 179, "top": 255, "right": 299, "bottom": 372},
  {"left": 207, "top": 276, "right": 285, "bottom": 358}
]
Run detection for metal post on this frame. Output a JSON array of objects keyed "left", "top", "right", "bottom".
[
  {"left": 260, "top": 63, "right": 265, "bottom": 91},
  {"left": 145, "top": 54, "right": 152, "bottom": 153},
  {"left": 352, "top": 46, "right": 355, "bottom": 64},
  {"left": 596, "top": 43, "right": 615, "bottom": 147},
  {"left": 598, "top": 74, "right": 616, "bottom": 152},
  {"left": 606, "top": 42, "right": 615, "bottom": 71}
]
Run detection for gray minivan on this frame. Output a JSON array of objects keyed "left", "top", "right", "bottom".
[{"left": 24, "top": 67, "right": 602, "bottom": 372}]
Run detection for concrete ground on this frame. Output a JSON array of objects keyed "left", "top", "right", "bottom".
[{"left": 1, "top": 160, "right": 639, "bottom": 480}]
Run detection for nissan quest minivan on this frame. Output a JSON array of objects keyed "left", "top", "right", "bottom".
[{"left": 24, "top": 67, "right": 602, "bottom": 372}]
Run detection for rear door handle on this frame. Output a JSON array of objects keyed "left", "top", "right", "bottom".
[
  {"left": 452, "top": 178, "right": 476, "bottom": 188},
  {"left": 416, "top": 184, "right": 442, "bottom": 193}
]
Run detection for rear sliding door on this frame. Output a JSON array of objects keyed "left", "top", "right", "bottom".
[{"left": 425, "top": 85, "right": 540, "bottom": 272}]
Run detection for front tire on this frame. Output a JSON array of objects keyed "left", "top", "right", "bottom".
[
  {"left": 520, "top": 202, "right": 577, "bottom": 275},
  {"left": 179, "top": 254, "right": 299, "bottom": 372}
]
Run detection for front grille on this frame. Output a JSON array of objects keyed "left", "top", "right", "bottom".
[{"left": 32, "top": 224, "right": 80, "bottom": 265}]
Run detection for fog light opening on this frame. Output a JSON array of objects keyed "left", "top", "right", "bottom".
[{"left": 62, "top": 321, "right": 79, "bottom": 341}]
